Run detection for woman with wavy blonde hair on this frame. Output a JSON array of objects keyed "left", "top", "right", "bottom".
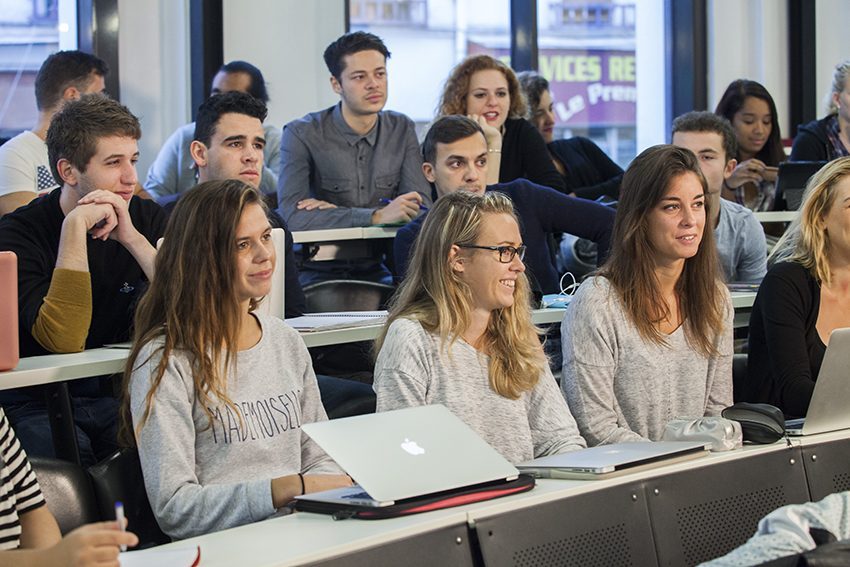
[
  {"left": 373, "top": 191, "right": 585, "bottom": 464},
  {"left": 747, "top": 157, "right": 850, "bottom": 417},
  {"left": 121, "top": 180, "right": 350, "bottom": 540},
  {"left": 436, "top": 54, "right": 564, "bottom": 192}
]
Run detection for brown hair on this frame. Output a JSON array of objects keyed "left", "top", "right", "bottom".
[
  {"left": 46, "top": 94, "right": 141, "bottom": 183},
  {"left": 437, "top": 54, "right": 527, "bottom": 119},
  {"left": 120, "top": 180, "right": 266, "bottom": 445},
  {"left": 600, "top": 145, "right": 725, "bottom": 356},
  {"left": 376, "top": 191, "right": 545, "bottom": 399}
]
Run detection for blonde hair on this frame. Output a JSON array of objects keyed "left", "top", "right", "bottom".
[
  {"left": 436, "top": 54, "right": 527, "bottom": 120},
  {"left": 376, "top": 191, "right": 544, "bottom": 399},
  {"left": 772, "top": 157, "right": 850, "bottom": 285}
]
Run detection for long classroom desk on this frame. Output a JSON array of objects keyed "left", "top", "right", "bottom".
[
  {"left": 124, "top": 431, "right": 850, "bottom": 566},
  {"left": 291, "top": 226, "right": 400, "bottom": 244},
  {"left": 0, "top": 298, "right": 757, "bottom": 391}
]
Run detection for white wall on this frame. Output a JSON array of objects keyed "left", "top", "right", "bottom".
[
  {"left": 707, "top": 0, "right": 789, "bottom": 137},
  {"left": 118, "top": 0, "right": 190, "bottom": 182},
  {"left": 222, "top": 0, "right": 345, "bottom": 131}
]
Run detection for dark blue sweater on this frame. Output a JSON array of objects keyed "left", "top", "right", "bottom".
[{"left": 393, "top": 178, "right": 615, "bottom": 295}]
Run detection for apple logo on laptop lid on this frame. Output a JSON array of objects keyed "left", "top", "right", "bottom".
[{"left": 401, "top": 438, "right": 425, "bottom": 456}]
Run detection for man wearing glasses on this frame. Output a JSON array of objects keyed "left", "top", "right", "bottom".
[{"left": 393, "top": 115, "right": 615, "bottom": 299}]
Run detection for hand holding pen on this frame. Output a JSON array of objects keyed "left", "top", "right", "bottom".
[{"left": 371, "top": 192, "right": 426, "bottom": 225}]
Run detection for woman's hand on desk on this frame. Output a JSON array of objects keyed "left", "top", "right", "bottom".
[
  {"left": 296, "top": 198, "right": 338, "bottom": 211},
  {"left": 272, "top": 474, "right": 354, "bottom": 508},
  {"left": 41, "top": 521, "right": 138, "bottom": 566}
]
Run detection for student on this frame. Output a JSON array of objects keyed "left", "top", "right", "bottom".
[
  {"left": 437, "top": 55, "right": 565, "bottom": 193},
  {"left": 394, "top": 115, "right": 615, "bottom": 297},
  {"left": 517, "top": 71, "right": 623, "bottom": 201},
  {"left": 162, "top": 90, "right": 306, "bottom": 318},
  {"left": 373, "top": 191, "right": 586, "bottom": 464},
  {"left": 278, "top": 31, "right": 431, "bottom": 285},
  {"left": 715, "top": 79, "right": 786, "bottom": 211},
  {"left": 0, "top": 50, "right": 107, "bottom": 216},
  {"left": 790, "top": 60, "right": 850, "bottom": 162},
  {"left": 561, "top": 145, "right": 733, "bottom": 445},
  {"left": 124, "top": 180, "right": 350, "bottom": 540},
  {"left": 745, "top": 157, "right": 850, "bottom": 417},
  {"left": 0, "top": 95, "right": 165, "bottom": 466},
  {"left": 0, "top": 406, "right": 137, "bottom": 564},
  {"left": 672, "top": 111, "right": 767, "bottom": 283},
  {"left": 144, "top": 60, "right": 281, "bottom": 200}
]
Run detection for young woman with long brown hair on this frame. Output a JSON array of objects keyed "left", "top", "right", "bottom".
[
  {"left": 122, "top": 180, "right": 350, "bottom": 540},
  {"left": 561, "top": 145, "right": 733, "bottom": 445},
  {"left": 373, "top": 191, "right": 585, "bottom": 464}
]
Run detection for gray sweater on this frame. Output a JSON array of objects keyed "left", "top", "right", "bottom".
[
  {"left": 129, "top": 313, "right": 340, "bottom": 540},
  {"left": 374, "top": 318, "right": 586, "bottom": 464},
  {"left": 561, "top": 276, "right": 733, "bottom": 445}
]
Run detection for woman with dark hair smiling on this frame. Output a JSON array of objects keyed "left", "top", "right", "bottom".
[
  {"left": 715, "top": 79, "right": 786, "bottom": 211},
  {"left": 437, "top": 55, "right": 565, "bottom": 193},
  {"left": 561, "top": 145, "right": 733, "bottom": 445}
]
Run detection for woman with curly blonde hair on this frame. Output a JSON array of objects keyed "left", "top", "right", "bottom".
[
  {"left": 436, "top": 54, "right": 565, "bottom": 192},
  {"left": 746, "top": 157, "right": 850, "bottom": 417},
  {"left": 373, "top": 191, "right": 585, "bottom": 464}
]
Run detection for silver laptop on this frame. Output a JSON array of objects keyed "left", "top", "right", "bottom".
[
  {"left": 785, "top": 327, "right": 850, "bottom": 436},
  {"left": 517, "top": 441, "right": 710, "bottom": 480},
  {"left": 295, "top": 404, "right": 519, "bottom": 507}
]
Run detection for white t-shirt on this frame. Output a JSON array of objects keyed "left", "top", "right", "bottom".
[{"left": 0, "top": 130, "right": 59, "bottom": 197}]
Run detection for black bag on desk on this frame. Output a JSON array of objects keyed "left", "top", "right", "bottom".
[
  {"left": 294, "top": 474, "right": 535, "bottom": 520},
  {"left": 722, "top": 402, "right": 786, "bottom": 444}
]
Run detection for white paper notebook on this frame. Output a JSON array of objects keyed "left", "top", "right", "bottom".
[{"left": 285, "top": 310, "right": 387, "bottom": 332}]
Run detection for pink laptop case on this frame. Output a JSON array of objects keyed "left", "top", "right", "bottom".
[{"left": 0, "top": 251, "right": 19, "bottom": 371}]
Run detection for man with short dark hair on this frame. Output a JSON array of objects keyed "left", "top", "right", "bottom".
[
  {"left": 278, "top": 31, "right": 431, "bottom": 285},
  {"left": 0, "top": 95, "right": 166, "bottom": 465},
  {"left": 395, "top": 115, "right": 615, "bottom": 297},
  {"left": 0, "top": 50, "right": 108, "bottom": 216},
  {"left": 672, "top": 111, "right": 767, "bottom": 282},
  {"left": 164, "top": 91, "right": 307, "bottom": 317},
  {"left": 145, "top": 60, "right": 281, "bottom": 200}
]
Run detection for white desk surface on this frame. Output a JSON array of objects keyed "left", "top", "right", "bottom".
[
  {"left": 292, "top": 226, "right": 400, "bottom": 244},
  {"left": 128, "top": 506, "right": 468, "bottom": 567},
  {"left": 753, "top": 211, "right": 797, "bottom": 223}
]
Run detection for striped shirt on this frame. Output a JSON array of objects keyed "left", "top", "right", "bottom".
[{"left": 0, "top": 407, "right": 46, "bottom": 549}]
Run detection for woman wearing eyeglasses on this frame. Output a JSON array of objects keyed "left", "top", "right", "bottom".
[
  {"left": 561, "top": 145, "right": 733, "bottom": 446},
  {"left": 373, "top": 191, "right": 586, "bottom": 464}
]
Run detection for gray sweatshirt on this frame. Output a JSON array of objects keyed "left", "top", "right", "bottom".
[
  {"left": 561, "top": 276, "right": 733, "bottom": 446},
  {"left": 373, "top": 318, "right": 586, "bottom": 464},
  {"left": 129, "top": 313, "right": 340, "bottom": 540}
]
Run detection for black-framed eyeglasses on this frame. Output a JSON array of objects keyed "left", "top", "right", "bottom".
[{"left": 456, "top": 244, "right": 526, "bottom": 263}]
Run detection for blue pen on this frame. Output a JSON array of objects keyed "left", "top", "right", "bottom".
[{"left": 379, "top": 197, "right": 428, "bottom": 211}]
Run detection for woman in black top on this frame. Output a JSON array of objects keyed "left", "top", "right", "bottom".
[
  {"left": 747, "top": 157, "right": 850, "bottom": 417},
  {"left": 436, "top": 55, "right": 565, "bottom": 193},
  {"left": 790, "top": 60, "right": 850, "bottom": 162},
  {"left": 517, "top": 71, "right": 623, "bottom": 201}
]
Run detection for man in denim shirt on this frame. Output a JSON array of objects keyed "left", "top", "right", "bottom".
[{"left": 277, "top": 31, "right": 431, "bottom": 285}]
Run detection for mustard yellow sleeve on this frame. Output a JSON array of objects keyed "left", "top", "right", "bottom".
[{"left": 31, "top": 268, "right": 92, "bottom": 353}]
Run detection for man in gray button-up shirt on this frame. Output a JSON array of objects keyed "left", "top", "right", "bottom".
[{"left": 277, "top": 31, "right": 431, "bottom": 285}]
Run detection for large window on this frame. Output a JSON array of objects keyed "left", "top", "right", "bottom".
[
  {"left": 537, "top": 0, "right": 636, "bottom": 166},
  {"left": 0, "top": 0, "right": 76, "bottom": 140},
  {"left": 350, "top": 0, "right": 511, "bottom": 137}
]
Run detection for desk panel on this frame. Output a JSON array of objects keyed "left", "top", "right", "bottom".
[
  {"left": 645, "top": 446, "right": 809, "bottom": 566},
  {"left": 800, "top": 436, "right": 850, "bottom": 501},
  {"left": 314, "top": 522, "right": 474, "bottom": 567},
  {"left": 472, "top": 481, "right": 657, "bottom": 567}
]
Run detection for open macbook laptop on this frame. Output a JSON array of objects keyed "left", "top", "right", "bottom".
[
  {"left": 773, "top": 161, "right": 827, "bottom": 211},
  {"left": 785, "top": 327, "right": 850, "bottom": 436},
  {"left": 295, "top": 404, "right": 518, "bottom": 507},
  {"left": 517, "top": 441, "right": 710, "bottom": 480}
]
